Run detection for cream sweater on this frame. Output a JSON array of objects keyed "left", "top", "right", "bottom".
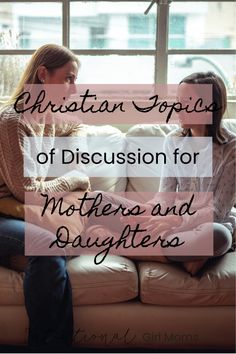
[
  {"left": 0, "top": 106, "right": 90, "bottom": 202},
  {"left": 148, "top": 127, "right": 236, "bottom": 232}
]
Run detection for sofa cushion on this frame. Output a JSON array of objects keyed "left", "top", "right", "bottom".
[
  {"left": 139, "top": 251, "right": 236, "bottom": 306},
  {"left": 0, "top": 266, "right": 24, "bottom": 306},
  {"left": 80, "top": 124, "right": 127, "bottom": 192},
  {"left": 9, "top": 255, "right": 28, "bottom": 273},
  {"left": 67, "top": 254, "right": 138, "bottom": 305},
  {"left": 0, "top": 255, "right": 138, "bottom": 306},
  {"left": 0, "top": 198, "right": 24, "bottom": 219},
  {"left": 126, "top": 125, "right": 164, "bottom": 197},
  {"left": 125, "top": 124, "right": 178, "bottom": 197}
]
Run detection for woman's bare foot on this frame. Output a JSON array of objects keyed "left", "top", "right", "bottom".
[{"left": 182, "top": 259, "right": 208, "bottom": 276}]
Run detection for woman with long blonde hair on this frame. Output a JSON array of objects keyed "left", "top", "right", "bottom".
[{"left": 0, "top": 44, "right": 89, "bottom": 351}]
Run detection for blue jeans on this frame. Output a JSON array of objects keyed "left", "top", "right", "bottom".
[{"left": 0, "top": 216, "right": 73, "bottom": 351}]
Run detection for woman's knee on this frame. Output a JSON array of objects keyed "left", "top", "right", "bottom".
[
  {"left": 213, "top": 223, "right": 232, "bottom": 256},
  {"left": 26, "top": 256, "right": 67, "bottom": 280},
  {"left": 0, "top": 217, "right": 25, "bottom": 256}
]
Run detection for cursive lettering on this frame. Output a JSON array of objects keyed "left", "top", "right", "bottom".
[{"left": 49, "top": 224, "right": 185, "bottom": 265}]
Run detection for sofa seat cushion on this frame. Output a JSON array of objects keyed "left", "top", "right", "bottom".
[
  {"left": 67, "top": 255, "right": 138, "bottom": 305},
  {"left": 0, "top": 266, "right": 24, "bottom": 306},
  {"left": 0, "top": 255, "right": 138, "bottom": 306},
  {"left": 139, "top": 251, "right": 236, "bottom": 306}
]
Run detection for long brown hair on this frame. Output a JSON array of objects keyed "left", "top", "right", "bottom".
[
  {"left": 179, "top": 71, "right": 227, "bottom": 144},
  {"left": 4, "top": 44, "right": 80, "bottom": 108}
]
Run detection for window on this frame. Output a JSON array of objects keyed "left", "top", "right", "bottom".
[
  {"left": 128, "top": 14, "right": 156, "bottom": 48},
  {"left": 169, "top": 15, "right": 186, "bottom": 49},
  {"left": 18, "top": 16, "right": 62, "bottom": 48},
  {"left": 168, "top": 1, "right": 236, "bottom": 97},
  {"left": 0, "top": 1, "right": 235, "bottom": 97},
  {"left": 90, "top": 26, "right": 107, "bottom": 49}
]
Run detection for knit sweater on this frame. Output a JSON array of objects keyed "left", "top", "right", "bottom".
[
  {"left": 0, "top": 106, "right": 90, "bottom": 203},
  {"left": 148, "top": 127, "right": 236, "bottom": 232}
]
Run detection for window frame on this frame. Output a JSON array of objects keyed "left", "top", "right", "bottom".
[{"left": 0, "top": 0, "right": 235, "bottom": 98}]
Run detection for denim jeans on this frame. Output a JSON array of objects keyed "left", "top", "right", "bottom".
[{"left": 0, "top": 216, "right": 73, "bottom": 351}]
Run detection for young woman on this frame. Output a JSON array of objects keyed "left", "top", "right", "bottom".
[
  {"left": 0, "top": 44, "right": 90, "bottom": 351},
  {"left": 86, "top": 71, "right": 236, "bottom": 275}
]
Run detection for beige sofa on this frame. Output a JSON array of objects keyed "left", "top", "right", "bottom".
[{"left": 0, "top": 120, "right": 235, "bottom": 351}]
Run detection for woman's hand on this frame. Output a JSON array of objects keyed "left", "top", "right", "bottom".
[{"left": 120, "top": 214, "right": 182, "bottom": 236}]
